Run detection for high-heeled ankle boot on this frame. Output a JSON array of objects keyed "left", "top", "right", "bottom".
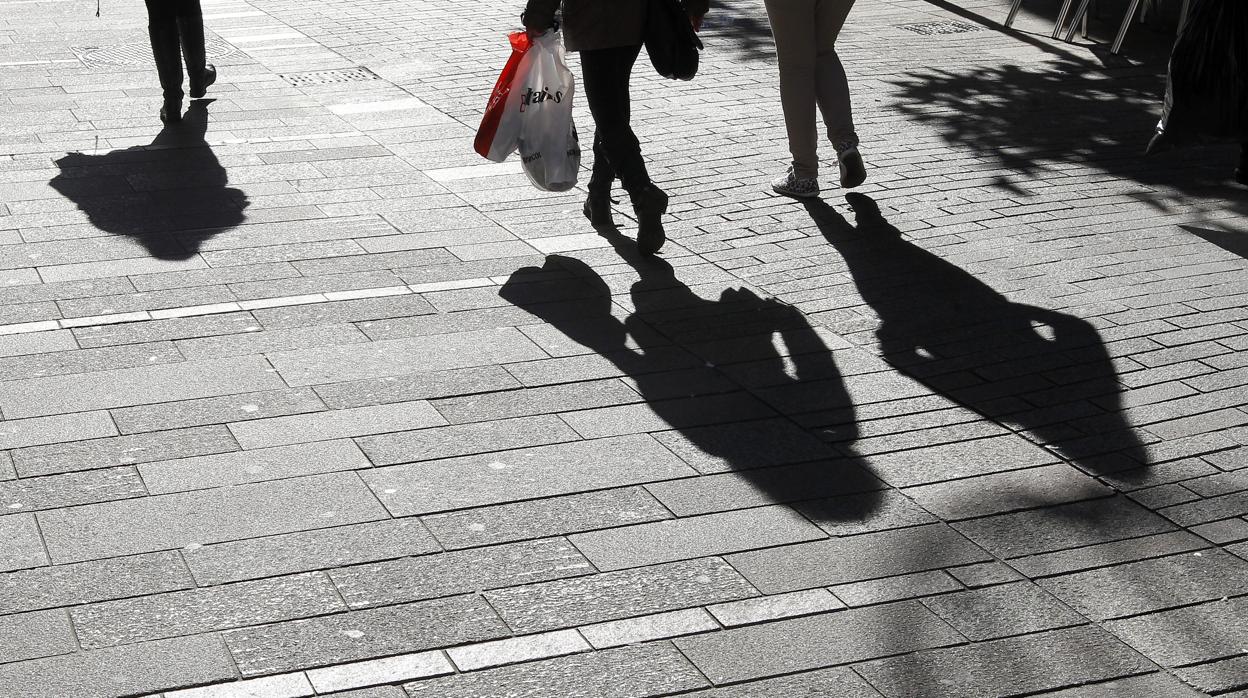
[
  {"left": 631, "top": 184, "right": 669, "bottom": 255},
  {"left": 149, "top": 23, "right": 184, "bottom": 123},
  {"left": 178, "top": 16, "right": 216, "bottom": 98}
]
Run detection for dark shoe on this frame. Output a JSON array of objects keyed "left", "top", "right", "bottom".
[
  {"left": 160, "top": 97, "right": 182, "bottom": 123},
  {"left": 583, "top": 185, "right": 614, "bottom": 227},
  {"left": 836, "top": 144, "right": 867, "bottom": 189},
  {"left": 190, "top": 64, "right": 216, "bottom": 99},
  {"left": 632, "top": 185, "right": 669, "bottom": 255}
]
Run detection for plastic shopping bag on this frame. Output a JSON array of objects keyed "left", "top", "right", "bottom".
[
  {"left": 475, "top": 31, "right": 532, "bottom": 162},
  {"left": 516, "top": 30, "right": 580, "bottom": 192},
  {"left": 1147, "top": 0, "right": 1248, "bottom": 153}
]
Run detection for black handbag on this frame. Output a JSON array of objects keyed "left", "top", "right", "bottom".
[{"left": 644, "top": 0, "right": 703, "bottom": 81}]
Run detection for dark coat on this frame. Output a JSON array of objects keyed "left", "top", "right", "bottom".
[{"left": 524, "top": 0, "right": 709, "bottom": 53}]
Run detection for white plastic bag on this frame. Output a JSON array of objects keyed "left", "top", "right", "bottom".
[{"left": 516, "top": 30, "right": 580, "bottom": 192}]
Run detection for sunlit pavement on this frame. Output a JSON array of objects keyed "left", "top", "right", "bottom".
[{"left": 0, "top": 0, "right": 1245, "bottom": 696}]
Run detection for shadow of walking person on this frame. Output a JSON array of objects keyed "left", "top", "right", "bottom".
[
  {"left": 49, "top": 100, "right": 247, "bottom": 260},
  {"left": 805, "top": 194, "right": 1151, "bottom": 483},
  {"left": 500, "top": 224, "right": 884, "bottom": 523}
]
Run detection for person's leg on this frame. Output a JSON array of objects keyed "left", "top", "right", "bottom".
[
  {"left": 580, "top": 45, "right": 667, "bottom": 253},
  {"left": 175, "top": 0, "right": 216, "bottom": 98},
  {"left": 765, "top": 0, "right": 819, "bottom": 181},
  {"left": 145, "top": 0, "right": 184, "bottom": 122},
  {"left": 583, "top": 131, "right": 617, "bottom": 226},
  {"left": 813, "top": 0, "right": 865, "bottom": 187},
  {"left": 1237, "top": 143, "right": 1247, "bottom": 185}
]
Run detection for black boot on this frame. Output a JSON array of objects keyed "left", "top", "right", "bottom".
[
  {"left": 583, "top": 138, "right": 616, "bottom": 227},
  {"left": 631, "top": 184, "right": 669, "bottom": 255},
  {"left": 149, "top": 22, "right": 184, "bottom": 123},
  {"left": 178, "top": 15, "right": 216, "bottom": 98}
]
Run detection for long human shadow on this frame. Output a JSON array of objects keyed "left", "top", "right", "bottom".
[
  {"left": 499, "top": 226, "right": 884, "bottom": 523},
  {"left": 49, "top": 100, "right": 247, "bottom": 260},
  {"left": 806, "top": 194, "right": 1151, "bottom": 482}
]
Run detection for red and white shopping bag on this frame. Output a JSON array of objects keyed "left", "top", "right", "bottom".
[{"left": 474, "top": 31, "right": 532, "bottom": 162}]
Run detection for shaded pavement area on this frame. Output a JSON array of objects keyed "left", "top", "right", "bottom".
[{"left": 0, "top": 0, "right": 1246, "bottom": 696}]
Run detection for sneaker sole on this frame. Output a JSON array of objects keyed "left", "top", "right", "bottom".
[{"left": 772, "top": 184, "right": 820, "bottom": 199}]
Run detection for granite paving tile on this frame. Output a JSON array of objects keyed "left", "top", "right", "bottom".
[
  {"left": 569, "top": 505, "right": 826, "bottom": 571},
  {"left": 111, "top": 388, "right": 327, "bottom": 434},
  {"left": 645, "top": 460, "right": 886, "bottom": 517},
  {"left": 0, "top": 278, "right": 136, "bottom": 307},
  {"left": 1030, "top": 673, "right": 1205, "bottom": 697},
  {"left": 421, "top": 486, "right": 672, "bottom": 550},
  {"left": 1174, "top": 655, "right": 1248, "bottom": 694},
  {"left": 796, "top": 488, "right": 939, "bottom": 536},
  {"left": 0, "top": 330, "right": 77, "bottom": 359},
  {"left": 0, "top": 513, "right": 48, "bottom": 573},
  {"left": 651, "top": 417, "right": 841, "bottom": 474},
  {"left": 0, "top": 356, "right": 287, "bottom": 419},
  {"left": 0, "top": 341, "right": 184, "bottom": 380},
  {"left": 559, "top": 393, "right": 778, "bottom": 440},
  {"left": 0, "top": 466, "right": 146, "bottom": 512},
  {"left": 580, "top": 608, "right": 720, "bottom": 648},
  {"left": 184, "top": 518, "right": 440, "bottom": 586},
  {"left": 57, "top": 286, "right": 235, "bottom": 318},
  {"left": 330, "top": 537, "right": 592, "bottom": 609},
  {"left": 726, "top": 524, "right": 991, "bottom": 594},
  {"left": 946, "top": 561, "right": 1026, "bottom": 588},
  {"left": 129, "top": 261, "right": 301, "bottom": 292},
  {"left": 13, "top": 425, "right": 239, "bottom": 477},
  {"left": 446, "top": 629, "right": 590, "bottom": 672},
  {"left": 428, "top": 379, "right": 642, "bottom": 424},
  {"left": 356, "top": 414, "right": 580, "bottom": 466},
  {"left": 291, "top": 248, "right": 456, "bottom": 278},
  {"left": 674, "top": 601, "right": 963, "bottom": 684},
  {"left": 223, "top": 594, "right": 508, "bottom": 676},
  {"left": 1104, "top": 596, "right": 1248, "bottom": 667},
  {"left": 0, "top": 551, "right": 192, "bottom": 614},
  {"left": 1039, "top": 549, "right": 1248, "bottom": 620},
  {"left": 920, "top": 582, "right": 1085, "bottom": 641},
  {"left": 355, "top": 305, "right": 542, "bottom": 342},
  {"left": 319, "top": 688, "right": 407, "bottom": 698},
  {"left": 404, "top": 642, "right": 708, "bottom": 698},
  {"left": 503, "top": 346, "right": 702, "bottom": 387},
  {"left": 484, "top": 557, "right": 758, "bottom": 633},
  {"left": 140, "top": 439, "right": 372, "bottom": 494},
  {"left": 853, "top": 625, "right": 1154, "bottom": 698},
  {"left": 831, "top": 570, "right": 965, "bottom": 607},
  {"left": 176, "top": 324, "right": 371, "bottom": 360},
  {"left": 162, "top": 673, "right": 316, "bottom": 698},
  {"left": 38, "top": 472, "right": 389, "bottom": 563},
  {"left": 0, "top": 634, "right": 235, "bottom": 698},
  {"left": 228, "top": 401, "right": 446, "bottom": 449},
  {"left": 313, "top": 365, "right": 521, "bottom": 409},
  {"left": 951, "top": 496, "right": 1179, "bottom": 559},
  {"left": 1159, "top": 490, "right": 1248, "bottom": 526},
  {"left": 0, "top": 410, "right": 116, "bottom": 451},
  {"left": 676, "top": 666, "right": 884, "bottom": 698},
  {"left": 362, "top": 434, "right": 696, "bottom": 516},
  {"left": 71, "top": 312, "right": 260, "bottom": 348},
  {"left": 269, "top": 328, "right": 544, "bottom": 386},
  {"left": 200, "top": 240, "right": 366, "bottom": 267},
  {"left": 71, "top": 571, "right": 347, "bottom": 649},
  {"left": 227, "top": 270, "right": 406, "bottom": 301},
  {"left": 250, "top": 295, "right": 436, "bottom": 329},
  {"left": 0, "top": 609, "right": 76, "bottom": 664},
  {"left": 708, "top": 588, "right": 846, "bottom": 626},
  {"left": 865, "top": 435, "right": 1059, "bottom": 487},
  {"left": 901, "top": 465, "right": 1113, "bottom": 520},
  {"left": 0, "top": 453, "right": 13, "bottom": 481},
  {"left": 306, "top": 650, "right": 453, "bottom": 694}
]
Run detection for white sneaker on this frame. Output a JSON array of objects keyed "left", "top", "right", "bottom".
[{"left": 771, "top": 167, "right": 820, "bottom": 199}]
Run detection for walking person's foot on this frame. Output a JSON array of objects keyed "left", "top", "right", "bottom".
[
  {"left": 160, "top": 97, "right": 182, "bottom": 123},
  {"left": 583, "top": 187, "right": 614, "bottom": 227},
  {"left": 835, "top": 142, "right": 866, "bottom": 189},
  {"left": 633, "top": 185, "right": 668, "bottom": 255},
  {"left": 771, "top": 167, "right": 820, "bottom": 199},
  {"left": 190, "top": 65, "right": 216, "bottom": 99}
]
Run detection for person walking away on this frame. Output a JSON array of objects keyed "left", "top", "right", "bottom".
[
  {"left": 146, "top": 0, "right": 217, "bottom": 124},
  {"left": 765, "top": 0, "right": 865, "bottom": 198},
  {"left": 522, "top": 0, "right": 708, "bottom": 255}
]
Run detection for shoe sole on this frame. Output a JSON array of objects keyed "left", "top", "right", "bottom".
[{"left": 772, "top": 185, "right": 819, "bottom": 199}]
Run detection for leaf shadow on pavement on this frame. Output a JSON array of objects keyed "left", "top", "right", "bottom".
[
  {"left": 806, "top": 194, "right": 1152, "bottom": 483},
  {"left": 49, "top": 99, "right": 248, "bottom": 261},
  {"left": 889, "top": 58, "right": 1248, "bottom": 219},
  {"left": 499, "top": 226, "right": 884, "bottom": 524}
]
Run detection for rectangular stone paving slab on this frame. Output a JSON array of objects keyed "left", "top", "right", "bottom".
[
  {"left": 140, "top": 439, "right": 372, "bottom": 494},
  {"left": 404, "top": 642, "right": 709, "bottom": 698},
  {"left": 853, "top": 625, "right": 1156, "bottom": 698},
  {"left": 223, "top": 594, "right": 509, "bottom": 676},
  {"left": 37, "top": 471, "right": 389, "bottom": 563},
  {"left": 674, "top": 601, "right": 964, "bottom": 684},
  {"left": 0, "top": 513, "right": 50, "bottom": 572},
  {"left": 362, "top": 434, "right": 696, "bottom": 516},
  {"left": 228, "top": 400, "right": 446, "bottom": 449},
  {"left": 0, "top": 608, "right": 77, "bottom": 664},
  {"left": 677, "top": 666, "right": 884, "bottom": 697},
  {"left": 13, "top": 425, "right": 240, "bottom": 477},
  {"left": 0, "top": 551, "right": 192, "bottom": 615}
]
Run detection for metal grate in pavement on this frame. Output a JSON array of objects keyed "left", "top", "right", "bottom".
[
  {"left": 73, "top": 38, "right": 236, "bottom": 67},
  {"left": 897, "top": 21, "right": 984, "bottom": 35},
  {"left": 279, "top": 67, "right": 381, "bottom": 87}
]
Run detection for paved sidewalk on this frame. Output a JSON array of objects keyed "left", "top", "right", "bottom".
[{"left": 1, "top": 0, "right": 1246, "bottom": 696}]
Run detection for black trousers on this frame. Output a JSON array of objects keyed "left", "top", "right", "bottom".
[
  {"left": 580, "top": 44, "right": 651, "bottom": 197},
  {"left": 145, "top": 0, "right": 205, "bottom": 100}
]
